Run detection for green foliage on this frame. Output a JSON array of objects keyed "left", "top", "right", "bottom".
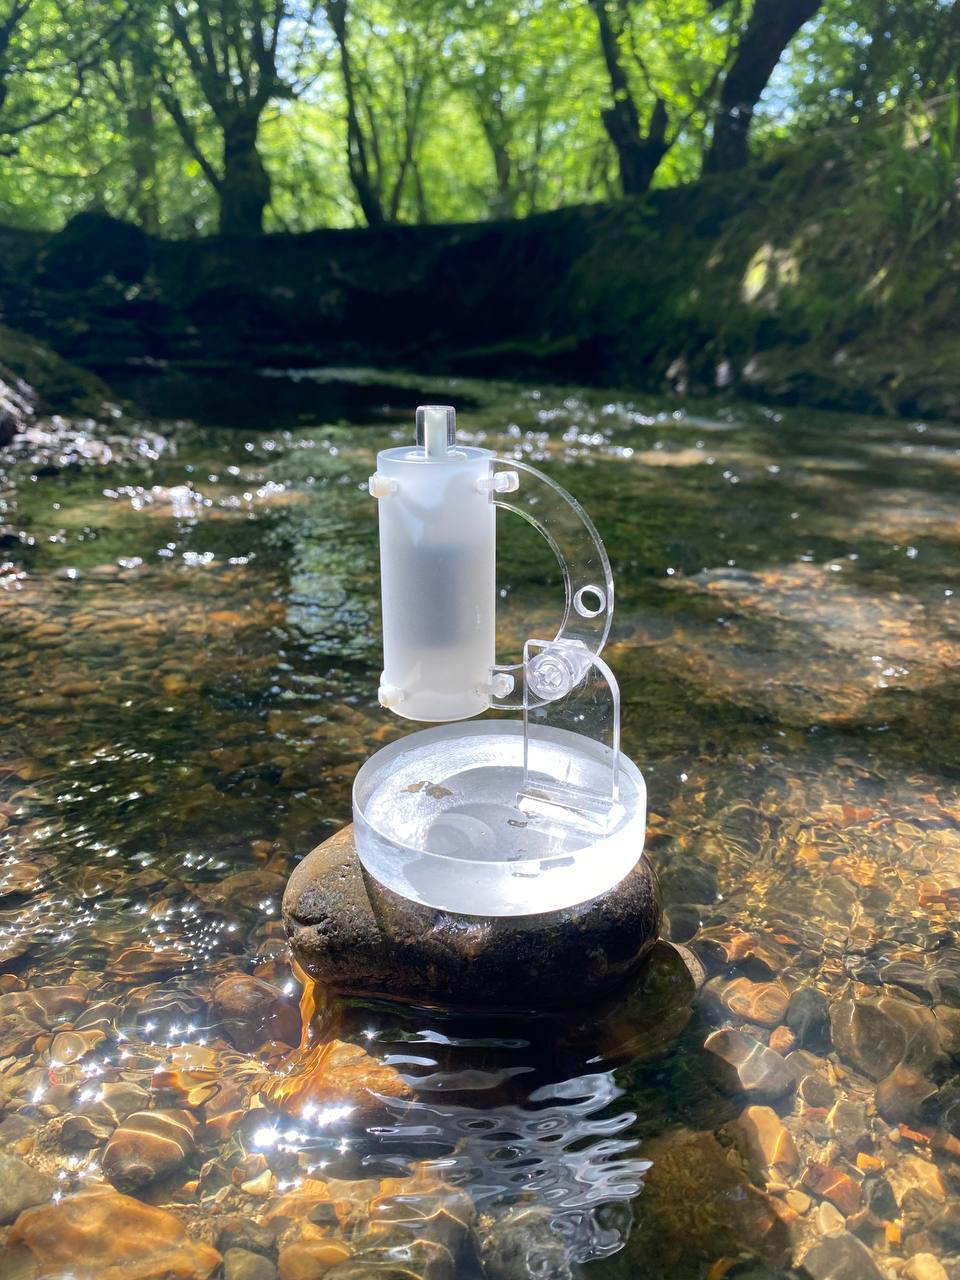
[{"left": 0, "top": 0, "right": 956, "bottom": 235}]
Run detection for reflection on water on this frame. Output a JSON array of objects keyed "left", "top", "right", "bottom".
[{"left": 0, "top": 368, "right": 959, "bottom": 1277}]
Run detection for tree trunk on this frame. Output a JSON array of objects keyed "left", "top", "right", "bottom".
[
  {"left": 483, "top": 127, "right": 516, "bottom": 218},
  {"left": 127, "top": 39, "right": 159, "bottom": 234},
  {"left": 325, "top": 0, "right": 384, "bottom": 227},
  {"left": 589, "top": 0, "right": 670, "bottom": 195},
  {"left": 601, "top": 94, "right": 669, "bottom": 195},
  {"left": 128, "top": 97, "right": 159, "bottom": 233},
  {"left": 704, "top": 0, "right": 823, "bottom": 174},
  {"left": 219, "top": 115, "right": 270, "bottom": 235}
]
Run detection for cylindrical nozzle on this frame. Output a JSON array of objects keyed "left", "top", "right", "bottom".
[{"left": 416, "top": 405, "right": 456, "bottom": 458}]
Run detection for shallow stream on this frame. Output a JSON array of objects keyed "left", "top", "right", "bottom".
[{"left": 0, "top": 368, "right": 959, "bottom": 1278}]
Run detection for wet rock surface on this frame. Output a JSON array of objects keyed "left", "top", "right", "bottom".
[
  {"left": 6, "top": 1189, "right": 222, "bottom": 1279},
  {"left": 0, "top": 1154, "right": 56, "bottom": 1224},
  {"left": 704, "top": 1028, "right": 796, "bottom": 1099},
  {"left": 624, "top": 1128, "right": 790, "bottom": 1274},
  {"left": 282, "top": 824, "right": 662, "bottom": 1009}
]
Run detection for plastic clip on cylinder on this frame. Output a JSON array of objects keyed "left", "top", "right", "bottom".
[{"left": 369, "top": 406, "right": 498, "bottom": 722}]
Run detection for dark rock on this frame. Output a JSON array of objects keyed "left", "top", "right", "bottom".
[
  {"left": 623, "top": 1128, "right": 790, "bottom": 1274},
  {"left": 223, "top": 1248, "right": 278, "bottom": 1280},
  {"left": 797, "top": 1072, "right": 835, "bottom": 1109},
  {"left": 785, "top": 986, "right": 831, "bottom": 1051},
  {"left": 801, "top": 1232, "right": 883, "bottom": 1280},
  {"left": 562, "top": 940, "right": 698, "bottom": 1062},
  {"left": 863, "top": 1175, "right": 898, "bottom": 1220},
  {"left": 0, "top": 1153, "right": 56, "bottom": 1224},
  {"left": 929, "top": 1203, "right": 960, "bottom": 1250},
  {"left": 283, "top": 824, "right": 661, "bottom": 1010},
  {"left": 826, "top": 1098, "right": 869, "bottom": 1157},
  {"left": 658, "top": 860, "right": 717, "bottom": 907},
  {"left": 704, "top": 1028, "right": 795, "bottom": 1099},
  {"left": 829, "top": 996, "right": 943, "bottom": 1082},
  {"left": 876, "top": 1065, "right": 937, "bottom": 1125},
  {"left": 215, "top": 1219, "right": 279, "bottom": 1257},
  {"left": 0, "top": 324, "right": 112, "bottom": 418},
  {"left": 663, "top": 903, "right": 701, "bottom": 942},
  {"left": 882, "top": 960, "right": 942, "bottom": 1003}
]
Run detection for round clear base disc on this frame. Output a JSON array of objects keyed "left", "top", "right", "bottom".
[{"left": 353, "top": 721, "right": 646, "bottom": 917}]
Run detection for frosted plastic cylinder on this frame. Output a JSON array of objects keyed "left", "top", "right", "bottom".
[{"left": 376, "top": 444, "right": 496, "bottom": 722}]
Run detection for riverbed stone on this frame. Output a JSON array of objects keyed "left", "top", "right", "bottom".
[
  {"left": 623, "top": 1128, "right": 790, "bottom": 1274},
  {"left": 800, "top": 1231, "right": 883, "bottom": 1280},
  {"left": 223, "top": 1249, "right": 279, "bottom": 1280},
  {"left": 2, "top": 1189, "right": 221, "bottom": 1279},
  {"left": 730, "top": 1105, "right": 799, "bottom": 1175},
  {"left": 786, "top": 986, "right": 831, "bottom": 1051},
  {"left": 704, "top": 1028, "right": 795, "bottom": 1100},
  {"left": 282, "top": 824, "right": 661, "bottom": 1010},
  {"left": 902, "top": 1256, "right": 949, "bottom": 1280},
  {"left": 0, "top": 1153, "right": 55, "bottom": 1224}
]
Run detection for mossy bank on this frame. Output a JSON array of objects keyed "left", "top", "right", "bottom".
[{"left": 1, "top": 133, "right": 957, "bottom": 421}]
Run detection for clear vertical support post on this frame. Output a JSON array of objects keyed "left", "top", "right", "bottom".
[{"left": 518, "top": 638, "right": 625, "bottom": 837}]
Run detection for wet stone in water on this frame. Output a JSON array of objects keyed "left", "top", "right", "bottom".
[
  {"left": 212, "top": 973, "right": 300, "bottom": 1051},
  {"left": 800, "top": 1232, "right": 883, "bottom": 1280},
  {"left": 0, "top": 1153, "right": 56, "bottom": 1224},
  {"left": 222, "top": 1250, "right": 279, "bottom": 1280},
  {"left": 875, "top": 1064, "right": 938, "bottom": 1125},
  {"left": 703, "top": 975, "right": 791, "bottom": 1028},
  {"left": 101, "top": 1109, "right": 197, "bottom": 1192},
  {"left": 785, "top": 986, "right": 831, "bottom": 1052},
  {"left": 2, "top": 1190, "right": 222, "bottom": 1279},
  {"left": 704, "top": 1028, "right": 795, "bottom": 1099},
  {"left": 282, "top": 824, "right": 662, "bottom": 1009},
  {"left": 728, "top": 1105, "right": 799, "bottom": 1176}
]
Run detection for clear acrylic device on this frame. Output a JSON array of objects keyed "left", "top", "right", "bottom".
[{"left": 354, "top": 405, "right": 646, "bottom": 916}]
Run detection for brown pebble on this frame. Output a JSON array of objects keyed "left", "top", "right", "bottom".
[
  {"left": 801, "top": 1162, "right": 862, "bottom": 1215},
  {"left": 212, "top": 973, "right": 300, "bottom": 1051},
  {"left": 7, "top": 1190, "right": 221, "bottom": 1276},
  {"left": 49, "top": 1029, "right": 105, "bottom": 1065},
  {"left": 102, "top": 1108, "right": 197, "bottom": 1192},
  {"left": 733, "top": 1105, "right": 799, "bottom": 1174},
  {"left": 903, "top": 1254, "right": 948, "bottom": 1280},
  {"left": 108, "top": 945, "right": 191, "bottom": 981},
  {"left": 278, "top": 1241, "right": 352, "bottom": 1280},
  {"left": 784, "top": 1189, "right": 811, "bottom": 1214},
  {"left": 239, "top": 1169, "right": 274, "bottom": 1197},
  {"left": 769, "top": 1026, "right": 796, "bottom": 1055},
  {"left": 0, "top": 862, "right": 42, "bottom": 897}
]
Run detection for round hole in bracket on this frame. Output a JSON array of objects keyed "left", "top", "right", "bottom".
[{"left": 573, "top": 584, "right": 606, "bottom": 619}]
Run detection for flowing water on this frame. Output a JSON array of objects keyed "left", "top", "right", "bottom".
[{"left": 0, "top": 367, "right": 959, "bottom": 1279}]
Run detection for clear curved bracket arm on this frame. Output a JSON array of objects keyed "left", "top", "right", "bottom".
[
  {"left": 490, "top": 458, "right": 614, "bottom": 712},
  {"left": 518, "top": 637, "right": 624, "bottom": 837}
]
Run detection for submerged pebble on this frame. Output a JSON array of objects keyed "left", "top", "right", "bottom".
[
  {"left": 0, "top": 1153, "right": 56, "bottom": 1224},
  {"left": 102, "top": 1109, "right": 197, "bottom": 1192}
]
